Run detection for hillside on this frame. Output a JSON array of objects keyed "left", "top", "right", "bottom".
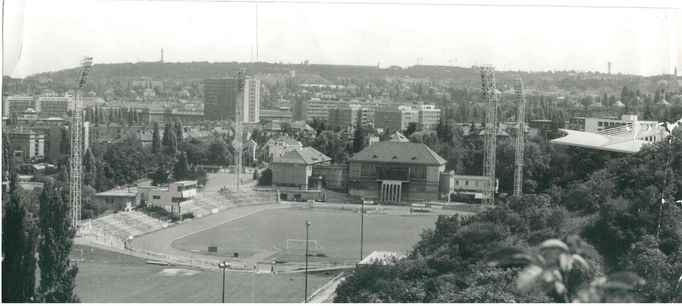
[{"left": 19, "top": 61, "right": 677, "bottom": 95}]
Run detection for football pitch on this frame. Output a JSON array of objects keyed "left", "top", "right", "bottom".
[
  {"left": 73, "top": 245, "right": 339, "bottom": 303},
  {"left": 171, "top": 207, "right": 445, "bottom": 265}
]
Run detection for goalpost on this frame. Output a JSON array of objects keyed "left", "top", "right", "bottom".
[{"left": 286, "top": 239, "right": 319, "bottom": 252}]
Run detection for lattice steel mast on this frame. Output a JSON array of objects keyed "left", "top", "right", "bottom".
[
  {"left": 513, "top": 78, "right": 526, "bottom": 197},
  {"left": 480, "top": 66, "right": 498, "bottom": 205},
  {"left": 234, "top": 68, "right": 246, "bottom": 190},
  {"left": 70, "top": 56, "right": 93, "bottom": 227}
]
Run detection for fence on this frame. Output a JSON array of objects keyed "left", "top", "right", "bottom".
[{"left": 304, "top": 271, "right": 347, "bottom": 303}]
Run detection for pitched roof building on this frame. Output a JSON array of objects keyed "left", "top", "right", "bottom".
[
  {"left": 348, "top": 142, "right": 450, "bottom": 203},
  {"left": 271, "top": 147, "right": 331, "bottom": 189}
]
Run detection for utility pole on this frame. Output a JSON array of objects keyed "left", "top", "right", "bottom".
[
  {"left": 70, "top": 56, "right": 93, "bottom": 227},
  {"left": 480, "top": 66, "right": 498, "bottom": 206},
  {"left": 360, "top": 200, "right": 364, "bottom": 262},
  {"left": 513, "top": 78, "right": 526, "bottom": 197},
  {"left": 304, "top": 220, "right": 311, "bottom": 303},
  {"left": 234, "top": 69, "right": 246, "bottom": 190}
]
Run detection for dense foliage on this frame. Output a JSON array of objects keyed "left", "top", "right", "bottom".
[{"left": 336, "top": 130, "right": 682, "bottom": 303}]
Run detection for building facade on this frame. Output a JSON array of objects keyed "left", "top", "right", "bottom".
[
  {"left": 37, "top": 96, "right": 72, "bottom": 118},
  {"left": 138, "top": 180, "right": 198, "bottom": 212},
  {"left": 4, "top": 128, "right": 45, "bottom": 162},
  {"left": 95, "top": 188, "right": 139, "bottom": 212},
  {"left": 348, "top": 142, "right": 447, "bottom": 203},
  {"left": 328, "top": 104, "right": 369, "bottom": 129},
  {"left": 271, "top": 147, "right": 331, "bottom": 190},
  {"left": 244, "top": 78, "right": 260, "bottom": 123},
  {"left": 416, "top": 104, "right": 441, "bottom": 130},
  {"left": 4, "top": 96, "right": 36, "bottom": 116},
  {"left": 203, "top": 78, "right": 238, "bottom": 121},
  {"left": 260, "top": 109, "right": 293, "bottom": 123},
  {"left": 261, "top": 136, "right": 303, "bottom": 161}
]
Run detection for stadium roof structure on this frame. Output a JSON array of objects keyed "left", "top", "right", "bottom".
[
  {"left": 273, "top": 147, "right": 331, "bottom": 165},
  {"left": 358, "top": 251, "right": 406, "bottom": 266},
  {"left": 351, "top": 142, "right": 447, "bottom": 165},
  {"left": 550, "top": 127, "right": 667, "bottom": 154}
]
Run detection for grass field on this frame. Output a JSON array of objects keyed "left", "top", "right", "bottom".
[
  {"left": 73, "top": 245, "right": 338, "bottom": 303},
  {"left": 171, "top": 207, "right": 443, "bottom": 264}
]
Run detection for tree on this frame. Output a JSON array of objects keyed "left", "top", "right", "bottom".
[
  {"left": 405, "top": 122, "right": 421, "bottom": 137},
  {"left": 161, "top": 122, "right": 177, "bottom": 156},
  {"left": 258, "top": 168, "right": 272, "bottom": 186},
  {"left": 3, "top": 136, "right": 14, "bottom": 180},
  {"left": 152, "top": 122, "right": 161, "bottom": 154},
  {"left": 174, "top": 119, "right": 183, "bottom": 143},
  {"left": 207, "top": 139, "right": 232, "bottom": 166},
  {"left": 151, "top": 166, "right": 169, "bottom": 186},
  {"left": 353, "top": 127, "right": 367, "bottom": 153},
  {"left": 38, "top": 180, "right": 79, "bottom": 303},
  {"left": 59, "top": 127, "right": 70, "bottom": 156},
  {"left": 312, "top": 131, "right": 348, "bottom": 163},
  {"left": 173, "top": 152, "right": 190, "bottom": 180},
  {"left": 2, "top": 172, "right": 38, "bottom": 302},
  {"left": 83, "top": 148, "right": 97, "bottom": 188},
  {"left": 487, "top": 236, "right": 644, "bottom": 303}
]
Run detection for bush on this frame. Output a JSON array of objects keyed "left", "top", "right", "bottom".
[
  {"left": 181, "top": 212, "right": 194, "bottom": 220},
  {"left": 258, "top": 168, "right": 272, "bottom": 186}
]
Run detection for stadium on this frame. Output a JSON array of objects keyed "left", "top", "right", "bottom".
[{"left": 75, "top": 171, "right": 468, "bottom": 302}]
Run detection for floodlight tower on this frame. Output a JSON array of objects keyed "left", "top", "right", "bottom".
[
  {"left": 234, "top": 69, "right": 246, "bottom": 190},
  {"left": 513, "top": 79, "right": 526, "bottom": 197},
  {"left": 480, "top": 66, "right": 498, "bottom": 206},
  {"left": 70, "top": 56, "right": 93, "bottom": 227}
]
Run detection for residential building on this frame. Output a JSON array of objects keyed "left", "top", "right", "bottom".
[
  {"left": 271, "top": 147, "right": 332, "bottom": 189},
  {"left": 260, "top": 109, "right": 293, "bottom": 123},
  {"left": 348, "top": 142, "right": 448, "bottom": 203},
  {"left": 4, "top": 128, "right": 45, "bottom": 162},
  {"left": 4, "top": 96, "right": 36, "bottom": 116},
  {"left": 416, "top": 104, "right": 441, "bottom": 130},
  {"left": 260, "top": 136, "right": 303, "bottom": 161},
  {"left": 328, "top": 104, "right": 369, "bottom": 129},
  {"left": 374, "top": 105, "right": 419, "bottom": 131},
  {"left": 243, "top": 78, "right": 260, "bottom": 123},
  {"left": 203, "top": 78, "right": 238, "bottom": 121},
  {"left": 37, "top": 96, "right": 72, "bottom": 118}
]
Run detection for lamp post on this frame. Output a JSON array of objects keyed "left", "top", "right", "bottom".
[
  {"left": 360, "top": 199, "right": 364, "bottom": 262},
  {"left": 304, "top": 220, "right": 311, "bottom": 303},
  {"left": 218, "top": 261, "right": 230, "bottom": 303}
]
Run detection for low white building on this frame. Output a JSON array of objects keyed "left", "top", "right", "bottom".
[
  {"left": 95, "top": 188, "right": 139, "bottom": 212},
  {"left": 138, "top": 180, "right": 197, "bottom": 212}
]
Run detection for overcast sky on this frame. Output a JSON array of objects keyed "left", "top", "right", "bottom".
[{"left": 2, "top": 0, "right": 681, "bottom": 77}]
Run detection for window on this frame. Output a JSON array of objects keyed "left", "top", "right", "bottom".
[
  {"left": 465, "top": 181, "right": 469, "bottom": 186},
  {"left": 598, "top": 122, "right": 603, "bottom": 127},
  {"left": 152, "top": 195, "right": 160, "bottom": 200}
]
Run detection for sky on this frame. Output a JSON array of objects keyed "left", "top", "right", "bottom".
[{"left": 2, "top": 0, "right": 681, "bottom": 78}]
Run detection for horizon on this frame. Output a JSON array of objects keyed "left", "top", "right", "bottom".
[
  {"left": 10, "top": 59, "right": 676, "bottom": 79},
  {"left": 3, "top": 0, "right": 681, "bottom": 78}
]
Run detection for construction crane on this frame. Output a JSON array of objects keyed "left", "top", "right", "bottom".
[
  {"left": 480, "top": 66, "right": 498, "bottom": 206},
  {"left": 513, "top": 78, "right": 526, "bottom": 197},
  {"left": 70, "top": 56, "right": 93, "bottom": 227},
  {"left": 234, "top": 68, "right": 246, "bottom": 190}
]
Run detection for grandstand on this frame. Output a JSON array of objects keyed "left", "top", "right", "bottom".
[
  {"left": 82, "top": 189, "right": 279, "bottom": 249},
  {"left": 84, "top": 211, "right": 169, "bottom": 245}
]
